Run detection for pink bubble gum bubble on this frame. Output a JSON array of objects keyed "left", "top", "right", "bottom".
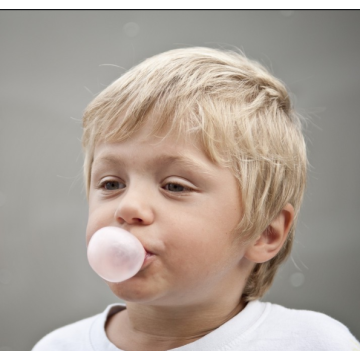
[{"left": 87, "top": 227, "right": 146, "bottom": 283}]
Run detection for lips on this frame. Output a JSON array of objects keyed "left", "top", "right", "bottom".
[
  {"left": 141, "top": 249, "right": 155, "bottom": 270},
  {"left": 144, "top": 249, "right": 154, "bottom": 262},
  {"left": 129, "top": 233, "right": 155, "bottom": 269}
]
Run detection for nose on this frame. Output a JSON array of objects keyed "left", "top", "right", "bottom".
[{"left": 114, "top": 184, "right": 155, "bottom": 226}]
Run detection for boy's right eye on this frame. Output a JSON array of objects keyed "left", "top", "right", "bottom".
[{"left": 101, "top": 181, "right": 125, "bottom": 190}]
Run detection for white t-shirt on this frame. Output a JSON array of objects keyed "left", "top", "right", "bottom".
[{"left": 32, "top": 301, "right": 360, "bottom": 351}]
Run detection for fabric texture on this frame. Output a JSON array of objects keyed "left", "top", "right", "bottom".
[{"left": 32, "top": 301, "right": 360, "bottom": 351}]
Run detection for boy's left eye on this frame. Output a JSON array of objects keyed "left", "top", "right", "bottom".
[{"left": 164, "top": 183, "right": 188, "bottom": 192}]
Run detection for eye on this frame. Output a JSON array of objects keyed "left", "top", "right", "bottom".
[
  {"left": 164, "top": 182, "right": 189, "bottom": 192},
  {"left": 101, "top": 180, "right": 125, "bottom": 191}
]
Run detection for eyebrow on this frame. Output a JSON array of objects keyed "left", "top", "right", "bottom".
[{"left": 91, "top": 153, "right": 214, "bottom": 176}]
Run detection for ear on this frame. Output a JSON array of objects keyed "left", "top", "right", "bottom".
[{"left": 244, "top": 203, "right": 295, "bottom": 264}]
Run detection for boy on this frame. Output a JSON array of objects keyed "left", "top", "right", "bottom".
[{"left": 33, "top": 47, "right": 359, "bottom": 351}]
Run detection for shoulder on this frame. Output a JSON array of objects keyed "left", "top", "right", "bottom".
[
  {"left": 32, "top": 314, "right": 98, "bottom": 351},
  {"left": 32, "top": 304, "right": 125, "bottom": 351},
  {"left": 258, "top": 302, "right": 360, "bottom": 351}
]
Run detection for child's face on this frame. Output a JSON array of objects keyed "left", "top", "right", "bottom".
[{"left": 86, "top": 119, "right": 251, "bottom": 306}]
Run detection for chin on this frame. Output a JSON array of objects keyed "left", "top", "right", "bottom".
[{"left": 106, "top": 275, "right": 166, "bottom": 305}]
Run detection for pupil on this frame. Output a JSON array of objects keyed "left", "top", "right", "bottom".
[
  {"left": 105, "top": 182, "right": 118, "bottom": 190},
  {"left": 169, "top": 183, "right": 184, "bottom": 192}
]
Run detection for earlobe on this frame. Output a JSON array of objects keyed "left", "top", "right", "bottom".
[{"left": 244, "top": 203, "right": 295, "bottom": 264}]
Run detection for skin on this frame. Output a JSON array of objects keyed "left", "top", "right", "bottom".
[{"left": 86, "top": 119, "right": 294, "bottom": 351}]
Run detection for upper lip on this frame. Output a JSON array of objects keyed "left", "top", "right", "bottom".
[{"left": 143, "top": 246, "right": 154, "bottom": 255}]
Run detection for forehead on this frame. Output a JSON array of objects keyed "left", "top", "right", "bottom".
[
  {"left": 89, "top": 111, "right": 233, "bottom": 181},
  {"left": 92, "top": 119, "right": 211, "bottom": 171},
  {"left": 88, "top": 101, "right": 233, "bottom": 171}
]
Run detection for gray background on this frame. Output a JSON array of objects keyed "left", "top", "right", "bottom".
[{"left": 0, "top": 10, "right": 359, "bottom": 351}]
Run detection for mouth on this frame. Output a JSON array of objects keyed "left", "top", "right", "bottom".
[
  {"left": 144, "top": 249, "right": 154, "bottom": 261},
  {"left": 141, "top": 249, "right": 155, "bottom": 270}
]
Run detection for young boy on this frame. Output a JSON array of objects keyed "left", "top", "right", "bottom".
[{"left": 33, "top": 47, "right": 359, "bottom": 351}]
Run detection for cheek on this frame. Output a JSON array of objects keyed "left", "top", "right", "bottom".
[
  {"left": 164, "top": 222, "right": 223, "bottom": 268},
  {"left": 86, "top": 222, "right": 96, "bottom": 246},
  {"left": 172, "top": 207, "right": 242, "bottom": 266},
  {"left": 199, "top": 191, "right": 242, "bottom": 226},
  {"left": 86, "top": 200, "right": 113, "bottom": 245}
]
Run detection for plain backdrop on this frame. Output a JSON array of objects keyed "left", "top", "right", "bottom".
[{"left": 0, "top": 10, "right": 359, "bottom": 351}]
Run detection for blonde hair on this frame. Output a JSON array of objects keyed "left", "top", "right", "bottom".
[{"left": 82, "top": 47, "right": 307, "bottom": 301}]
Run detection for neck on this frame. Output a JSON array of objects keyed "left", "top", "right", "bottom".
[{"left": 106, "top": 299, "right": 246, "bottom": 351}]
